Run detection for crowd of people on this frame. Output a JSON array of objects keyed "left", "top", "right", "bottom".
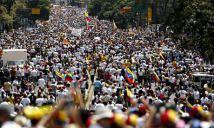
[{"left": 0, "top": 5, "right": 213, "bottom": 128}]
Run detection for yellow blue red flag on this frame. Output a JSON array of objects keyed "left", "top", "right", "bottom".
[{"left": 125, "top": 68, "right": 135, "bottom": 84}]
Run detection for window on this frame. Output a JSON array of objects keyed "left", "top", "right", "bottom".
[{"left": 193, "top": 76, "right": 200, "bottom": 82}]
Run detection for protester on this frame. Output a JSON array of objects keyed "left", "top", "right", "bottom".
[{"left": 0, "top": 4, "right": 213, "bottom": 128}]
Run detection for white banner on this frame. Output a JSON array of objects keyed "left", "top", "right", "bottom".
[{"left": 69, "top": 27, "right": 83, "bottom": 37}]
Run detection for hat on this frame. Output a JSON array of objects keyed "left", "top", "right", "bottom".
[
  {"left": 180, "top": 112, "right": 189, "bottom": 117},
  {"left": 15, "top": 116, "right": 29, "bottom": 127},
  {"left": 115, "top": 104, "right": 123, "bottom": 110},
  {"left": 65, "top": 124, "right": 80, "bottom": 128},
  {"left": 113, "top": 113, "right": 126, "bottom": 127},
  {"left": 139, "top": 105, "right": 148, "bottom": 115},
  {"left": 189, "top": 105, "right": 203, "bottom": 118},
  {"left": 93, "top": 107, "right": 113, "bottom": 121},
  {"left": 200, "top": 121, "right": 212, "bottom": 128},
  {"left": 95, "top": 103, "right": 105, "bottom": 110},
  {"left": 161, "top": 109, "right": 178, "bottom": 125},
  {"left": 175, "top": 119, "right": 186, "bottom": 128},
  {"left": 23, "top": 106, "right": 52, "bottom": 120},
  {"left": 126, "top": 114, "right": 138, "bottom": 126},
  {"left": 0, "top": 102, "right": 17, "bottom": 117},
  {"left": 1, "top": 122, "right": 21, "bottom": 128},
  {"left": 107, "top": 104, "right": 114, "bottom": 110},
  {"left": 189, "top": 119, "right": 201, "bottom": 128}
]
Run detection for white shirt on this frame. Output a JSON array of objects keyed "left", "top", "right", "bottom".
[
  {"left": 2, "top": 121, "right": 21, "bottom": 128},
  {"left": 38, "top": 78, "right": 46, "bottom": 88},
  {"left": 20, "top": 98, "right": 31, "bottom": 107},
  {"left": 31, "top": 69, "right": 38, "bottom": 77},
  {"left": 169, "top": 76, "right": 176, "bottom": 83},
  {"left": 21, "top": 68, "right": 25, "bottom": 76},
  {"left": 193, "top": 90, "right": 200, "bottom": 100},
  {"left": 36, "top": 98, "right": 46, "bottom": 106},
  {"left": 16, "top": 69, "right": 22, "bottom": 77},
  {"left": 107, "top": 88, "right": 112, "bottom": 95},
  {"left": 53, "top": 65, "right": 58, "bottom": 71},
  {"left": 138, "top": 69, "right": 144, "bottom": 76},
  {"left": 179, "top": 90, "right": 187, "bottom": 98},
  {"left": 57, "top": 91, "right": 67, "bottom": 100}
]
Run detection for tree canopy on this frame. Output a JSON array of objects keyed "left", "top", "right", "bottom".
[
  {"left": 0, "top": 0, "right": 51, "bottom": 31},
  {"left": 88, "top": 0, "right": 214, "bottom": 62},
  {"left": 164, "top": 0, "right": 214, "bottom": 63},
  {"left": 88, "top": 0, "right": 143, "bottom": 28},
  {"left": 0, "top": 0, "right": 26, "bottom": 30}
]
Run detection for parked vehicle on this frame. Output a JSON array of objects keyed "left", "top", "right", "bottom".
[
  {"left": 192, "top": 72, "right": 214, "bottom": 86},
  {"left": 2, "top": 49, "right": 27, "bottom": 67}
]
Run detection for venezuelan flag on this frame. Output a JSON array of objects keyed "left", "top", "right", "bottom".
[
  {"left": 159, "top": 51, "right": 165, "bottom": 60},
  {"left": 55, "top": 71, "right": 65, "bottom": 79},
  {"left": 125, "top": 68, "right": 135, "bottom": 84},
  {"left": 84, "top": 11, "right": 89, "bottom": 17},
  {"left": 153, "top": 71, "right": 160, "bottom": 82},
  {"left": 65, "top": 73, "right": 73, "bottom": 83},
  {"left": 85, "top": 56, "right": 90, "bottom": 63},
  {"left": 126, "top": 87, "right": 133, "bottom": 98},
  {"left": 86, "top": 17, "right": 92, "bottom": 22}
]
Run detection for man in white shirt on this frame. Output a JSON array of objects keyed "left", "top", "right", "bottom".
[
  {"left": 20, "top": 95, "right": 31, "bottom": 107},
  {"left": 38, "top": 77, "right": 46, "bottom": 88},
  {"left": 138, "top": 68, "right": 144, "bottom": 85},
  {"left": 20, "top": 67, "right": 25, "bottom": 80},
  {"left": 100, "top": 92, "right": 111, "bottom": 104},
  {"left": 36, "top": 96, "right": 47, "bottom": 107},
  {"left": 193, "top": 89, "right": 200, "bottom": 100},
  {"left": 30, "top": 68, "right": 38, "bottom": 83}
]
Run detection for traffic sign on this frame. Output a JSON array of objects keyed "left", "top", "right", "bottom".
[{"left": 32, "top": 8, "right": 40, "bottom": 15}]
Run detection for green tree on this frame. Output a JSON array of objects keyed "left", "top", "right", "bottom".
[
  {"left": 0, "top": 0, "right": 26, "bottom": 30},
  {"left": 88, "top": 0, "right": 138, "bottom": 28},
  {"left": 0, "top": 5, "right": 13, "bottom": 25},
  {"left": 165, "top": 0, "right": 214, "bottom": 62}
]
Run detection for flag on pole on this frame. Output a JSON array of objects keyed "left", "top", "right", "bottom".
[
  {"left": 125, "top": 68, "right": 135, "bottom": 84},
  {"left": 126, "top": 87, "right": 133, "bottom": 98},
  {"left": 147, "top": 6, "right": 152, "bottom": 24},
  {"left": 84, "top": 11, "right": 92, "bottom": 30},
  {"left": 113, "top": 20, "right": 117, "bottom": 30},
  {"left": 159, "top": 51, "right": 165, "bottom": 60},
  {"left": 55, "top": 71, "right": 65, "bottom": 79},
  {"left": 70, "top": 88, "right": 81, "bottom": 106},
  {"left": 65, "top": 73, "right": 73, "bottom": 82},
  {"left": 85, "top": 17, "right": 92, "bottom": 30},
  {"left": 84, "top": 11, "right": 89, "bottom": 17},
  {"left": 152, "top": 71, "right": 160, "bottom": 82},
  {"left": 86, "top": 17, "right": 92, "bottom": 22},
  {"left": 172, "top": 60, "right": 177, "bottom": 68}
]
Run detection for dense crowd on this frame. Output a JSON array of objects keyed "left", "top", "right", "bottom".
[{"left": 0, "top": 5, "right": 213, "bottom": 128}]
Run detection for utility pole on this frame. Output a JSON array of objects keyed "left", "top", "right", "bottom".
[
  {"left": 154, "top": 0, "right": 158, "bottom": 32},
  {"left": 135, "top": 0, "right": 143, "bottom": 30}
]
